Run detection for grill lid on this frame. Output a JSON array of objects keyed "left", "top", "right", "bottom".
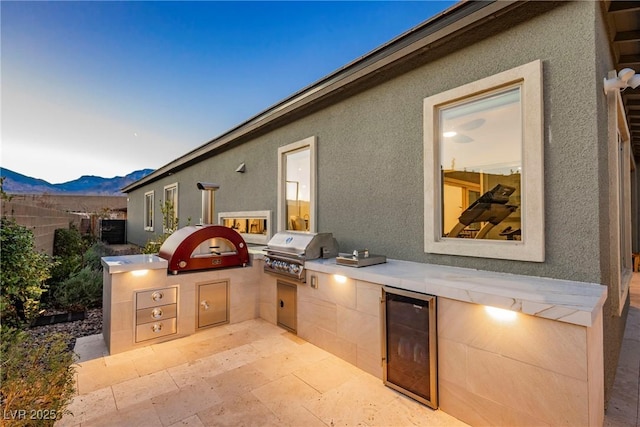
[{"left": 266, "top": 231, "right": 338, "bottom": 260}]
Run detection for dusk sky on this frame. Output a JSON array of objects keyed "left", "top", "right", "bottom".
[{"left": 1, "top": 1, "right": 456, "bottom": 184}]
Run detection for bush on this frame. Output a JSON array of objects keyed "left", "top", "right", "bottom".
[
  {"left": 83, "top": 241, "right": 110, "bottom": 271},
  {"left": 48, "top": 227, "right": 85, "bottom": 292},
  {"left": 142, "top": 233, "right": 170, "bottom": 254},
  {"left": 0, "top": 218, "right": 51, "bottom": 328},
  {"left": 54, "top": 266, "right": 103, "bottom": 311},
  {"left": 0, "top": 326, "right": 76, "bottom": 426}
]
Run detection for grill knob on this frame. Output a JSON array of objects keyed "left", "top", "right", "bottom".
[
  {"left": 289, "top": 264, "right": 300, "bottom": 274},
  {"left": 264, "top": 257, "right": 271, "bottom": 267}
]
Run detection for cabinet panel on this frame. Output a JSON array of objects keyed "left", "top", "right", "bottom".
[
  {"left": 136, "top": 287, "right": 177, "bottom": 310},
  {"left": 198, "top": 281, "right": 229, "bottom": 329},
  {"left": 136, "top": 318, "right": 177, "bottom": 342},
  {"left": 136, "top": 303, "right": 177, "bottom": 325},
  {"left": 277, "top": 281, "right": 297, "bottom": 333}
]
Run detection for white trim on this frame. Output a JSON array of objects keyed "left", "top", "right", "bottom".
[
  {"left": 277, "top": 136, "right": 317, "bottom": 232},
  {"left": 424, "top": 59, "right": 544, "bottom": 262},
  {"left": 607, "top": 81, "right": 633, "bottom": 316},
  {"left": 163, "top": 182, "right": 179, "bottom": 233},
  {"left": 144, "top": 190, "right": 154, "bottom": 231}
]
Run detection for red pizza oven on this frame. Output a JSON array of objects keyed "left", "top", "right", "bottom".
[{"left": 158, "top": 225, "right": 250, "bottom": 274}]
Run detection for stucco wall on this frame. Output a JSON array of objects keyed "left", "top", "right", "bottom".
[
  {"left": 130, "top": 2, "right": 604, "bottom": 282},
  {"left": 125, "top": 1, "right": 632, "bottom": 406}
]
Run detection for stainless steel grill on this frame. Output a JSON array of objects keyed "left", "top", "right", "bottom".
[{"left": 263, "top": 231, "right": 338, "bottom": 282}]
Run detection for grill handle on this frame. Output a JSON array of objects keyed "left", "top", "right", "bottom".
[{"left": 265, "top": 248, "right": 305, "bottom": 258}]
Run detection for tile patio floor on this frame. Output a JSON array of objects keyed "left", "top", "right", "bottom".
[
  {"left": 58, "top": 319, "right": 466, "bottom": 427},
  {"left": 58, "top": 274, "right": 640, "bottom": 427}
]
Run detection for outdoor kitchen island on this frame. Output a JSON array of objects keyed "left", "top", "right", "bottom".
[
  {"left": 102, "top": 250, "right": 607, "bottom": 427},
  {"left": 302, "top": 257, "right": 607, "bottom": 427}
]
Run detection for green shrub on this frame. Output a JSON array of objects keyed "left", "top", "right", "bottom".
[
  {"left": 48, "top": 226, "right": 85, "bottom": 290},
  {"left": 0, "top": 326, "right": 76, "bottom": 426},
  {"left": 0, "top": 218, "right": 51, "bottom": 328},
  {"left": 83, "top": 241, "right": 110, "bottom": 271},
  {"left": 54, "top": 266, "right": 103, "bottom": 311},
  {"left": 53, "top": 225, "right": 84, "bottom": 259},
  {"left": 142, "top": 233, "right": 171, "bottom": 254}
]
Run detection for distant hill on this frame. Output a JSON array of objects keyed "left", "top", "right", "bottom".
[{"left": 0, "top": 168, "right": 154, "bottom": 195}]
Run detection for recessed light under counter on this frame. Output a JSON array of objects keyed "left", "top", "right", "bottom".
[
  {"left": 302, "top": 258, "right": 607, "bottom": 426},
  {"left": 305, "top": 257, "right": 606, "bottom": 327}
]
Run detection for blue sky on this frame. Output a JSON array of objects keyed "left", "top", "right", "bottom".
[{"left": 1, "top": 1, "right": 456, "bottom": 184}]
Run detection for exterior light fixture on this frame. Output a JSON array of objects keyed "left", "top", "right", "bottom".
[
  {"left": 333, "top": 274, "right": 347, "bottom": 284},
  {"left": 484, "top": 305, "right": 517, "bottom": 321},
  {"left": 235, "top": 162, "right": 246, "bottom": 173},
  {"left": 131, "top": 269, "right": 149, "bottom": 277},
  {"left": 604, "top": 68, "right": 640, "bottom": 94}
]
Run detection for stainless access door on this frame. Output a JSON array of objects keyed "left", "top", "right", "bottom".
[
  {"left": 197, "top": 280, "right": 229, "bottom": 329},
  {"left": 277, "top": 281, "right": 297, "bottom": 333},
  {"left": 382, "top": 286, "right": 437, "bottom": 408}
]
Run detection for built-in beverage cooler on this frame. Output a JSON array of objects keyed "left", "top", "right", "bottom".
[{"left": 382, "top": 286, "right": 438, "bottom": 409}]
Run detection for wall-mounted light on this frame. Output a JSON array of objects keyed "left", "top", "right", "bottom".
[
  {"left": 604, "top": 68, "right": 640, "bottom": 94},
  {"left": 235, "top": 162, "right": 246, "bottom": 173}
]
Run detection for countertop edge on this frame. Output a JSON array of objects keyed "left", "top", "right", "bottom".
[{"left": 304, "top": 258, "right": 607, "bottom": 328}]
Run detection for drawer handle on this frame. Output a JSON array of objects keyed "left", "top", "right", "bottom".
[
  {"left": 152, "top": 291, "right": 164, "bottom": 301},
  {"left": 200, "top": 300, "right": 210, "bottom": 311},
  {"left": 151, "top": 323, "right": 163, "bottom": 333},
  {"left": 151, "top": 308, "right": 163, "bottom": 319}
]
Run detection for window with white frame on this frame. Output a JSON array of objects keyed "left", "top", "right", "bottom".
[
  {"left": 424, "top": 60, "right": 544, "bottom": 262},
  {"left": 163, "top": 183, "right": 178, "bottom": 233},
  {"left": 277, "top": 136, "right": 316, "bottom": 232},
  {"left": 608, "top": 81, "right": 633, "bottom": 315},
  {"left": 144, "top": 191, "right": 154, "bottom": 231}
]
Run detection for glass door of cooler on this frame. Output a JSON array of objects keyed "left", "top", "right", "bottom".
[{"left": 382, "top": 286, "right": 437, "bottom": 408}]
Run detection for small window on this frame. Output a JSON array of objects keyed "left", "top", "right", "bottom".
[
  {"left": 278, "top": 136, "right": 316, "bottom": 232},
  {"left": 144, "top": 191, "right": 154, "bottom": 231},
  {"left": 163, "top": 183, "right": 179, "bottom": 233},
  {"left": 424, "top": 60, "right": 544, "bottom": 262}
]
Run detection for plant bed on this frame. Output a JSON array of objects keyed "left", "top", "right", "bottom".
[{"left": 32, "top": 310, "right": 86, "bottom": 327}]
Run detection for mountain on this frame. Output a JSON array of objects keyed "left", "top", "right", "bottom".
[{"left": 0, "top": 168, "right": 154, "bottom": 195}]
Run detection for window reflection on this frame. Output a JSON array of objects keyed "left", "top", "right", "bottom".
[
  {"left": 285, "top": 148, "right": 310, "bottom": 231},
  {"left": 440, "top": 88, "right": 522, "bottom": 240}
]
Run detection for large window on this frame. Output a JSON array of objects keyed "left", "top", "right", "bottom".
[
  {"left": 424, "top": 60, "right": 544, "bottom": 261},
  {"left": 163, "top": 183, "right": 178, "bottom": 233},
  {"left": 278, "top": 136, "right": 316, "bottom": 232},
  {"left": 144, "top": 191, "right": 154, "bottom": 231}
]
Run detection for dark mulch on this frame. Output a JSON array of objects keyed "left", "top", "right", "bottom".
[{"left": 27, "top": 308, "right": 103, "bottom": 351}]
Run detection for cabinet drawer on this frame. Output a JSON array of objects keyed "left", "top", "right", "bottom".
[
  {"left": 136, "top": 287, "right": 177, "bottom": 310},
  {"left": 135, "top": 318, "right": 177, "bottom": 342},
  {"left": 136, "top": 303, "right": 177, "bottom": 325}
]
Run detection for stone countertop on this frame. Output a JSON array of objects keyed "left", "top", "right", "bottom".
[
  {"left": 305, "top": 258, "right": 607, "bottom": 327},
  {"left": 101, "top": 254, "right": 168, "bottom": 274},
  {"left": 248, "top": 246, "right": 267, "bottom": 259}
]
